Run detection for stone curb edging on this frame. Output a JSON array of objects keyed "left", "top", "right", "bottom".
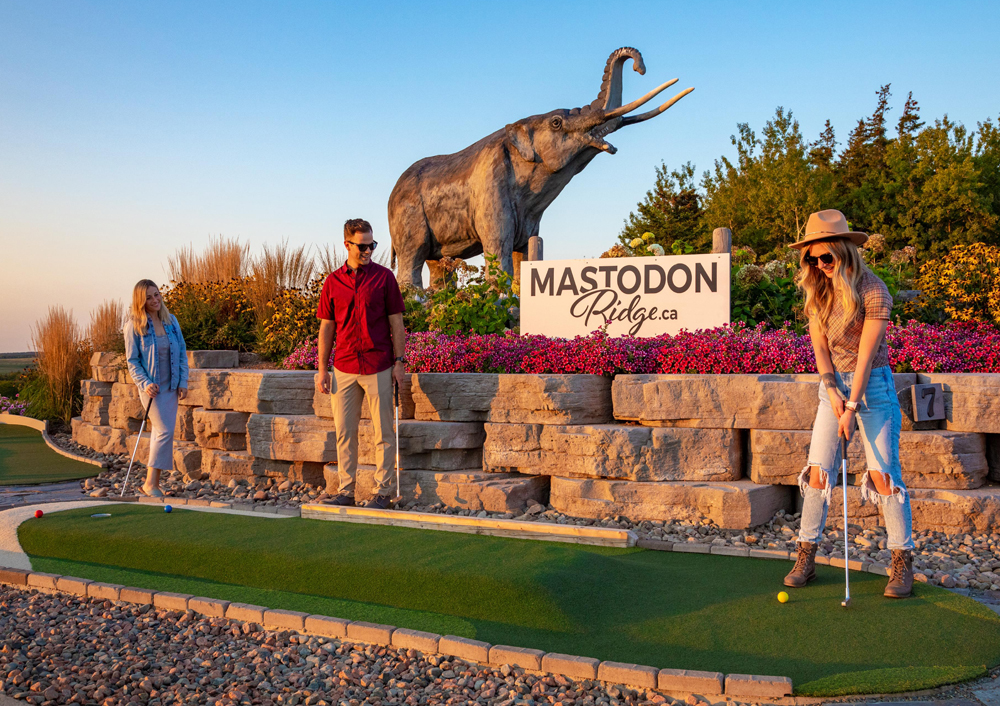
[
  {"left": 0, "top": 413, "right": 104, "bottom": 470},
  {"left": 0, "top": 566, "right": 794, "bottom": 700},
  {"left": 637, "top": 538, "right": 891, "bottom": 577}
]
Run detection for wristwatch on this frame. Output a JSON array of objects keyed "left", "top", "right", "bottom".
[
  {"left": 845, "top": 400, "right": 859, "bottom": 412},
  {"left": 395, "top": 356, "right": 407, "bottom": 364}
]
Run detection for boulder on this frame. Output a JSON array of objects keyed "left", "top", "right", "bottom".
[
  {"left": 613, "top": 373, "right": 928, "bottom": 430},
  {"left": 109, "top": 383, "right": 144, "bottom": 432},
  {"left": 80, "top": 379, "right": 113, "bottom": 397},
  {"left": 250, "top": 458, "right": 326, "bottom": 485},
  {"left": 483, "top": 423, "right": 742, "bottom": 482},
  {"left": 178, "top": 370, "right": 231, "bottom": 409},
  {"left": 247, "top": 414, "right": 338, "bottom": 463},
  {"left": 81, "top": 395, "right": 111, "bottom": 426},
  {"left": 314, "top": 374, "right": 415, "bottom": 420},
  {"left": 125, "top": 431, "right": 152, "bottom": 466},
  {"left": 71, "top": 418, "right": 127, "bottom": 456},
  {"left": 749, "top": 429, "right": 988, "bottom": 489},
  {"left": 412, "top": 373, "right": 613, "bottom": 424},
  {"left": 550, "top": 477, "right": 793, "bottom": 529},
  {"left": 173, "top": 443, "right": 204, "bottom": 480},
  {"left": 917, "top": 374, "right": 1000, "bottom": 434},
  {"left": 228, "top": 371, "right": 316, "bottom": 415},
  {"left": 193, "top": 409, "right": 250, "bottom": 450},
  {"left": 909, "top": 488, "right": 1000, "bottom": 534},
  {"left": 90, "top": 352, "right": 131, "bottom": 383},
  {"left": 186, "top": 350, "right": 239, "bottom": 369},
  {"left": 175, "top": 405, "right": 196, "bottom": 442},
  {"left": 203, "top": 449, "right": 254, "bottom": 480},
  {"left": 248, "top": 414, "right": 484, "bottom": 470},
  {"left": 327, "top": 464, "right": 549, "bottom": 512}
]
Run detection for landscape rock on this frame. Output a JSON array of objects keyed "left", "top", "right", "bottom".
[
  {"left": 550, "top": 477, "right": 793, "bottom": 529},
  {"left": 79, "top": 379, "right": 113, "bottom": 397},
  {"left": 90, "top": 352, "right": 131, "bottom": 383},
  {"left": 918, "top": 373, "right": 1000, "bottom": 433},
  {"left": 342, "top": 465, "right": 549, "bottom": 512},
  {"left": 412, "top": 373, "right": 613, "bottom": 424},
  {"left": 193, "top": 408, "right": 250, "bottom": 450},
  {"left": 173, "top": 442, "right": 204, "bottom": 480},
  {"left": 80, "top": 394, "right": 111, "bottom": 426},
  {"left": 613, "top": 373, "right": 926, "bottom": 430},
  {"left": 484, "top": 423, "right": 742, "bottom": 482},
  {"left": 247, "top": 414, "right": 338, "bottom": 463},
  {"left": 988, "top": 434, "right": 1000, "bottom": 482},
  {"left": 250, "top": 458, "right": 326, "bottom": 485},
  {"left": 228, "top": 371, "right": 316, "bottom": 414},
  {"left": 203, "top": 448, "right": 254, "bottom": 480},
  {"left": 70, "top": 418, "right": 128, "bottom": 456},
  {"left": 909, "top": 487, "right": 1000, "bottom": 534},
  {"left": 749, "top": 429, "right": 988, "bottom": 489},
  {"left": 174, "top": 404, "right": 196, "bottom": 442},
  {"left": 186, "top": 349, "right": 239, "bottom": 369},
  {"left": 109, "top": 382, "right": 144, "bottom": 431}
]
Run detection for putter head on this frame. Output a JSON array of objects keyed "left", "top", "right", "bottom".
[
  {"left": 841, "top": 598, "right": 851, "bottom": 608},
  {"left": 391, "top": 495, "right": 404, "bottom": 508}
]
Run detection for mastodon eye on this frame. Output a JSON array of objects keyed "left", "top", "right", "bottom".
[{"left": 549, "top": 116, "right": 563, "bottom": 130}]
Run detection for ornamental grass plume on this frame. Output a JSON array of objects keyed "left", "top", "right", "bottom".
[
  {"left": 31, "top": 306, "right": 86, "bottom": 422},
  {"left": 167, "top": 236, "right": 250, "bottom": 283},
  {"left": 87, "top": 299, "right": 125, "bottom": 353},
  {"left": 246, "top": 240, "right": 315, "bottom": 327}
]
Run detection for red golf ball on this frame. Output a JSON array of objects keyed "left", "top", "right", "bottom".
[{"left": 34, "top": 510, "right": 43, "bottom": 519}]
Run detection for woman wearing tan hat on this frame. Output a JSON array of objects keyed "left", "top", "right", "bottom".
[{"left": 783, "top": 209, "right": 914, "bottom": 598}]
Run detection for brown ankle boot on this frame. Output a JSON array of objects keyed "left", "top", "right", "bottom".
[
  {"left": 784, "top": 542, "right": 818, "bottom": 588},
  {"left": 884, "top": 549, "right": 913, "bottom": 598}
]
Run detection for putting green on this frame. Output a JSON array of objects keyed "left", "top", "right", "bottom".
[
  {"left": 0, "top": 424, "right": 99, "bottom": 486},
  {"left": 18, "top": 505, "right": 1000, "bottom": 697}
]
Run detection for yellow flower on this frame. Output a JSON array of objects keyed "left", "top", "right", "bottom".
[
  {"left": 642, "top": 232, "right": 655, "bottom": 242},
  {"left": 629, "top": 238, "right": 643, "bottom": 248}
]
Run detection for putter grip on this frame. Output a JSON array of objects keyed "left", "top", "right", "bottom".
[{"left": 394, "top": 383, "right": 400, "bottom": 407}]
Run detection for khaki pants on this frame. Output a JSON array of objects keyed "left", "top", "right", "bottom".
[{"left": 331, "top": 366, "right": 395, "bottom": 495}]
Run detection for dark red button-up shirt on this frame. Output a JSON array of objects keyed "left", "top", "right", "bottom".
[{"left": 316, "top": 262, "right": 405, "bottom": 375}]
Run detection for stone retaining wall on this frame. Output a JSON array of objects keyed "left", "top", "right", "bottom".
[{"left": 70, "top": 357, "right": 1000, "bottom": 532}]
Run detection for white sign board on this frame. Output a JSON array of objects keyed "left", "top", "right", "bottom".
[{"left": 520, "top": 254, "right": 730, "bottom": 338}]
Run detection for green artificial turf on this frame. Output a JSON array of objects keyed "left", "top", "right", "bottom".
[
  {"left": 0, "top": 424, "right": 99, "bottom": 486},
  {"left": 19, "top": 504, "right": 1000, "bottom": 696}
]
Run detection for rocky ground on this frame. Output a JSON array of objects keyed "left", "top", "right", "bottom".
[
  {"left": 0, "top": 586, "right": 682, "bottom": 706},
  {"left": 49, "top": 432, "right": 1000, "bottom": 596}
]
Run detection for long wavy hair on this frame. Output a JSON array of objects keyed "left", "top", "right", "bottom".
[
  {"left": 796, "top": 238, "right": 866, "bottom": 335},
  {"left": 129, "top": 279, "right": 172, "bottom": 335}
]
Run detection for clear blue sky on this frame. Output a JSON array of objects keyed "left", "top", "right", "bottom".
[{"left": 1, "top": 0, "right": 998, "bottom": 351}]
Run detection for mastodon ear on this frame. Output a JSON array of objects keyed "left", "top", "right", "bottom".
[{"left": 505, "top": 122, "right": 536, "bottom": 162}]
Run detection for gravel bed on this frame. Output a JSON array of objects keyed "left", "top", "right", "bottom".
[
  {"left": 0, "top": 586, "right": 682, "bottom": 706},
  {"left": 50, "top": 433, "right": 1000, "bottom": 594}
]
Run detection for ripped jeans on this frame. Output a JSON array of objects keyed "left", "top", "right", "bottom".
[{"left": 797, "top": 365, "right": 914, "bottom": 550}]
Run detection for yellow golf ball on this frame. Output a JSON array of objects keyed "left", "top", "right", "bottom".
[{"left": 777, "top": 591, "right": 789, "bottom": 603}]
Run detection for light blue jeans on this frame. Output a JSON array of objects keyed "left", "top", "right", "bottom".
[{"left": 797, "top": 366, "right": 914, "bottom": 550}]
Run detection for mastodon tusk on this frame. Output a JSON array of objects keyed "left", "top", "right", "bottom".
[
  {"left": 619, "top": 87, "right": 695, "bottom": 125},
  {"left": 603, "top": 78, "right": 679, "bottom": 119}
]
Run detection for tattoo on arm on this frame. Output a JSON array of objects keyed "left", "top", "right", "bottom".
[{"left": 821, "top": 372, "right": 846, "bottom": 399}]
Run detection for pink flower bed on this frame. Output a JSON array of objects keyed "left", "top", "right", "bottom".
[{"left": 282, "top": 322, "right": 1000, "bottom": 376}]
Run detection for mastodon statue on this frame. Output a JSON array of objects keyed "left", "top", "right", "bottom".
[{"left": 388, "top": 47, "right": 693, "bottom": 287}]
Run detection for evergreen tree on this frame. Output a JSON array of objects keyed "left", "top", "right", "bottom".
[{"left": 617, "top": 162, "right": 707, "bottom": 253}]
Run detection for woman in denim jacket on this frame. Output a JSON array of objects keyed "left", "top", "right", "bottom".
[
  {"left": 783, "top": 210, "right": 914, "bottom": 598},
  {"left": 123, "top": 279, "right": 189, "bottom": 496}
]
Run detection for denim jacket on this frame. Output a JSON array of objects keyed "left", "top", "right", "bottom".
[{"left": 123, "top": 315, "right": 189, "bottom": 392}]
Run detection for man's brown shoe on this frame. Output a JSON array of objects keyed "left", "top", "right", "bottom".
[
  {"left": 884, "top": 549, "right": 914, "bottom": 598},
  {"left": 784, "top": 542, "right": 818, "bottom": 588}
]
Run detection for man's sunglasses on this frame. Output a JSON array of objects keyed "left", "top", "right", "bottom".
[
  {"left": 804, "top": 253, "right": 835, "bottom": 267},
  {"left": 347, "top": 240, "right": 378, "bottom": 252}
]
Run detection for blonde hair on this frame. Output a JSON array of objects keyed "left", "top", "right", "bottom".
[
  {"left": 796, "top": 239, "right": 866, "bottom": 335},
  {"left": 130, "top": 279, "right": 172, "bottom": 335}
]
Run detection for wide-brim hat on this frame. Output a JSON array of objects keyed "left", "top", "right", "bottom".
[{"left": 790, "top": 209, "right": 868, "bottom": 249}]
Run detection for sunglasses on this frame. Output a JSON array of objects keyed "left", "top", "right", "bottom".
[
  {"left": 347, "top": 240, "right": 378, "bottom": 252},
  {"left": 804, "top": 252, "right": 835, "bottom": 267}
]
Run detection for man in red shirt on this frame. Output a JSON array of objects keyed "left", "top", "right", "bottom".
[{"left": 315, "top": 218, "right": 407, "bottom": 508}]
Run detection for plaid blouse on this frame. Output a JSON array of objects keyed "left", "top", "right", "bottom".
[{"left": 825, "top": 269, "right": 892, "bottom": 372}]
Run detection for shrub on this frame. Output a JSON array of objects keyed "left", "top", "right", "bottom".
[
  {"left": 425, "top": 255, "right": 519, "bottom": 335},
  {"left": 730, "top": 265, "right": 804, "bottom": 331},
  {"left": 0, "top": 394, "right": 27, "bottom": 415},
  {"left": 162, "top": 280, "right": 256, "bottom": 351},
  {"left": 917, "top": 243, "right": 1000, "bottom": 325},
  {"left": 260, "top": 277, "right": 324, "bottom": 361}
]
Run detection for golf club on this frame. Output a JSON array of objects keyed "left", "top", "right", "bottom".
[
  {"left": 121, "top": 396, "right": 154, "bottom": 497},
  {"left": 391, "top": 381, "right": 402, "bottom": 508},
  {"left": 840, "top": 434, "right": 851, "bottom": 608}
]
